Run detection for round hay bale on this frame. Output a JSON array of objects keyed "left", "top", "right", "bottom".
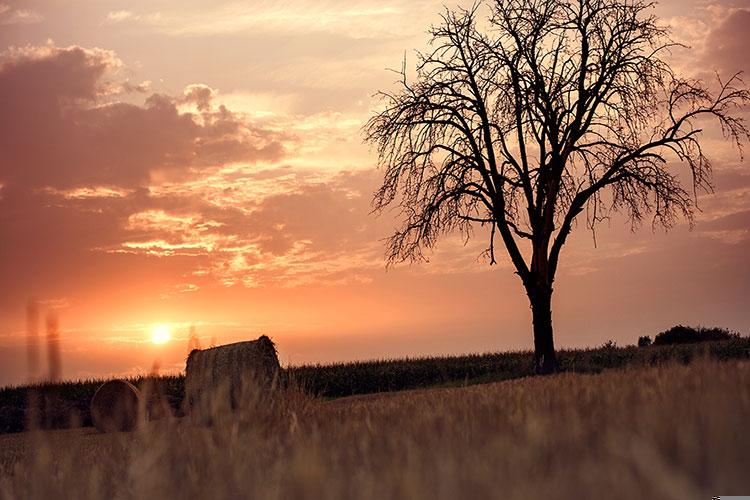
[
  {"left": 185, "top": 335, "right": 281, "bottom": 423},
  {"left": 90, "top": 380, "right": 141, "bottom": 433}
]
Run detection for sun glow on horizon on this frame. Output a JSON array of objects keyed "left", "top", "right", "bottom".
[{"left": 151, "top": 323, "right": 172, "bottom": 344}]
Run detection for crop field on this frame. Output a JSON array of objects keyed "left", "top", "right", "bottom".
[
  {"left": 1, "top": 358, "right": 749, "bottom": 499},
  {"left": 1, "top": 337, "right": 749, "bottom": 434}
]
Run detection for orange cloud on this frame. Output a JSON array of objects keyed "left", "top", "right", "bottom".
[
  {"left": 703, "top": 9, "right": 750, "bottom": 73},
  {"left": 0, "top": 43, "right": 287, "bottom": 190},
  {"left": 0, "top": 5, "right": 43, "bottom": 25}
]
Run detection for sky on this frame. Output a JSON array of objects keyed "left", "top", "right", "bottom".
[{"left": 0, "top": 0, "right": 749, "bottom": 386}]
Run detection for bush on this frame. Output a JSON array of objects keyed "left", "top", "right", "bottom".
[
  {"left": 638, "top": 336, "right": 652, "bottom": 347},
  {"left": 653, "top": 325, "right": 738, "bottom": 346}
]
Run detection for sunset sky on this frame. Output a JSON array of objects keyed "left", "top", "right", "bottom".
[{"left": 1, "top": 0, "right": 748, "bottom": 386}]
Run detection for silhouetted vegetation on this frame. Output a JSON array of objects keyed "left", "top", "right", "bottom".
[
  {"left": 293, "top": 337, "right": 750, "bottom": 397},
  {"left": 0, "top": 376, "right": 183, "bottom": 434},
  {"left": 653, "top": 325, "right": 739, "bottom": 345},
  {"left": 637, "top": 335, "right": 652, "bottom": 347},
  {"left": 1, "top": 336, "right": 748, "bottom": 434}
]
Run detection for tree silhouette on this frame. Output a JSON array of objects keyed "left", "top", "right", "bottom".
[{"left": 365, "top": 0, "right": 749, "bottom": 373}]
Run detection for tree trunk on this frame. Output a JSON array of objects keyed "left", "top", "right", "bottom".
[{"left": 529, "top": 286, "right": 559, "bottom": 375}]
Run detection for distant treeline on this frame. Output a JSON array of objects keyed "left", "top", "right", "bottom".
[
  {"left": 638, "top": 325, "right": 740, "bottom": 347},
  {"left": 1, "top": 333, "right": 748, "bottom": 434}
]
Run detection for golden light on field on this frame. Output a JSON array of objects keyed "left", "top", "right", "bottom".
[{"left": 151, "top": 324, "right": 172, "bottom": 345}]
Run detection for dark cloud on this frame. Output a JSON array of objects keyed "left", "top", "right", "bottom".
[
  {"left": 180, "top": 83, "right": 214, "bottom": 111},
  {"left": 0, "top": 44, "right": 287, "bottom": 190},
  {"left": 0, "top": 42, "right": 319, "bottom": 303},
  {"left": 703, "top": 9, "right": 750, "bottom": 73}
]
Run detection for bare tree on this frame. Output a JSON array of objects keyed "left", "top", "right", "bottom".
[{"left": 364, "top": 0, "right": 749, "bottom": 373}]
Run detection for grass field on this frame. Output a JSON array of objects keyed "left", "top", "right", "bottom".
[
  {"left": 0, "top": 337, "right": 750, "bottom": 433},
  {"left": 1, "top": 358, "right": 748, "bottom": 499},
  {"left": 1, "top": 337, "right": 748, "bottom": 434}
]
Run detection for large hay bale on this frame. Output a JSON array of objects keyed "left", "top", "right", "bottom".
[
  {"left": 90, "top": 380, "right": 140, "bottom": 433},
  {"left": 185, "top": 335, "right": 280, "bottom": 421}
]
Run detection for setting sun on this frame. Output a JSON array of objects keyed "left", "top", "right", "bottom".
[{"left": 151, "top": 324, "right": 172, "bottom": 345}]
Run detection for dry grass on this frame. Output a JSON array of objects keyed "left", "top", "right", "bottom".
[{"left": 1, "top": 359, "right": 749, "bottom": 499}]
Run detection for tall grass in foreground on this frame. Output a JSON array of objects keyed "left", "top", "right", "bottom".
[{"left": 1, "top": 359, "right": 749, "bottom": 499}]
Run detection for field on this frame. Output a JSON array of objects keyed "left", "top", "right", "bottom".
[
  {"left": 1, "top": 337, "right": 749, "bottom": 434},
  {"left": 1, "top": 358, "right": 749, "bottom": 499}
]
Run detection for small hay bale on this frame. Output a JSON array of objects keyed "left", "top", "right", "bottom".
[
  {"left": 90, "top": 380, "right": 141, "bottom": 433},
  {"left": 185, "top": 335, "right": 280, "bottom": 422}
]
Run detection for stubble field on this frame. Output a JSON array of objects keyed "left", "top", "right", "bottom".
[{"left": 1, "top": 358, "right": 749, "bottom": 499}]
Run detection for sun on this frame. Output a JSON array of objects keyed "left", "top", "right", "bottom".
[{"left": 151, "top": 323, "right": 172, "bottom": 345}]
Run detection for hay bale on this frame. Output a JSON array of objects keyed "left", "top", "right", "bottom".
[
  {"left": 90, "top": 380, "right": 140, "bottom": 433},
  {"left": 185, "top": 335, "right": 280, "bottom": 421}
]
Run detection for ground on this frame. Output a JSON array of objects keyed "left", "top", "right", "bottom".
[{"left": 1, "top": 359, "right": 749, "bottom": 499}]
